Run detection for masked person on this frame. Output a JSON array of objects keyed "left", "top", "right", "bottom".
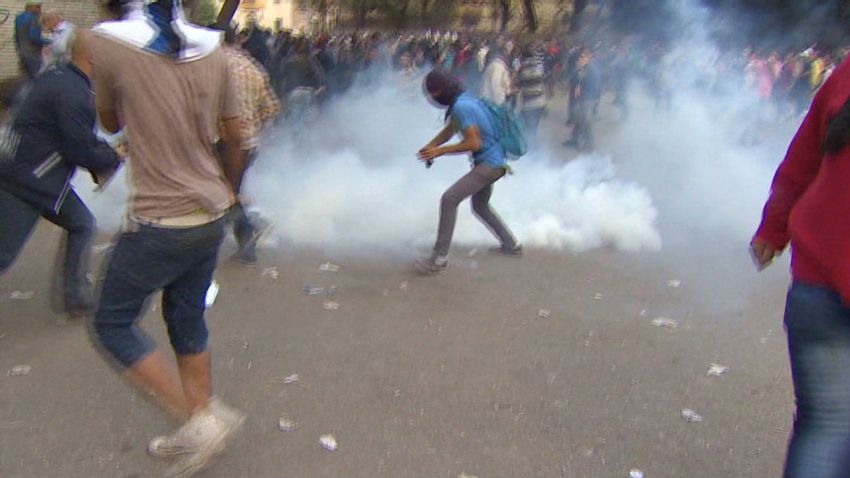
[
  {"left": 91, "top": 1, "right": 247, "bottom": 476},
  {"left": 415, "top": 70, "right": 521, "bottom": 275}
]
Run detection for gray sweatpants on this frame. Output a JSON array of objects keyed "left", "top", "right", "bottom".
[{"left": 434, "top": 163, "right": 517, "bottom": 257}]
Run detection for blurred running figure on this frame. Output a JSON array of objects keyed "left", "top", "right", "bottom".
[
  {"left": 91, "top": 1, "right": 247, "bottom": 477},
  {"left": 0, "top": 31, "right": 121, "bottom": 319},
  {"left": 416, "top": 70, "right": 520, "bottom": 275},
  {"left": 752, "top": 55, "right": 850, "bottom": 478},
  {"left": 221, "top": 27, "right": 280, "bottom": 265}
]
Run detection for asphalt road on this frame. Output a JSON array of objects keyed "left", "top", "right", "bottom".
[{"left": 0, "top": 94, "right": 796, "bottom": 478}]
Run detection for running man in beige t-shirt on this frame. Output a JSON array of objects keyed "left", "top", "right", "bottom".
[{"left": 90, "top": 1, "right": 250, "bottom": 476}]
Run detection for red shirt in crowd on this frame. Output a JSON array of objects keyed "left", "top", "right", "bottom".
[{"left": 756, "top": 57, "right": 850, "bottom": 302}]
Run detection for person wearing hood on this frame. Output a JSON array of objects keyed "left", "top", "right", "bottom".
[
  {"left": 415, "top": 70, "right": 521, "bottom": 275},
  {"left": 90, "top": 1, "right": 247, "bottom": 476}
]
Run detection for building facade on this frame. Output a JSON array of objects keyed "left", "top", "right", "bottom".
[{"left": 0, "top": 0, "right": 104, "bottom": 80}]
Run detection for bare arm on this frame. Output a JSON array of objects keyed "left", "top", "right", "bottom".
[
  {"left": 220, "top": 116, "right": 247, "bottom": 194},
  {"left": 424, "top": 124, "right": 456, "bottom": 149},
  {"left": 98, "top": 107, "right": 121, "bottom": 134},
  {"left": 417, "top": 125, "right": 483, "bottom": 162}
]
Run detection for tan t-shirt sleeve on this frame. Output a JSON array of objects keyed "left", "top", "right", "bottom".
[{"left": 92, "top": 35, "right": 118, "bottom": 113}]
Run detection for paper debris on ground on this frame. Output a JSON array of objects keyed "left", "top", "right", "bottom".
[
  {"left": 261, "top": 267, "right": 279, "bottom": 280},
  {"left": 594, "top": 293, "right": 603, "bottom": 300},
  {"left": 322, "top": 301, "right": 339, "bottom": 311},
  {"left": 458, "top": 473, "right": 479, "bottom": 478},
  {"left": 468, "top": 249, "right": 478, "bottom": 257},
  {"left": 319, "top": 262, "right": 340, "bottom": 272},
  {"left": 283, "top": 374, "right": 300, "bottom": 384},
  {"left": 319, "top": 434, "right": 338, "bottom": 451},
  {"left": 651, "top": 317, "right": 679, "bottom": 328},
  {"left": 278, "top": 417, "right": 298, "bottom": 432},
  {"left": 7, "top": 365, "right": 31, "bottom": 376},
  {"left": 304, "top": 286, "right": 337, "bottom": 297},
  {"left": 399, "top": 281, "right": 409, "bottom": 291},
  {"left": 629, "top": 469, "right": 645, "bottom": 478},
  {"left": 667, "top": 280, "right": 682, "bottom": 288},
  {"left": 707, "top": 363, "right": 730, "bottom": 377},
  {"left": 681, "top": 408, "right": 704, "bottom": 423},
  {"left": 538, "top": 309, "right": 552, "bottom": 319},
  {"left": 9, "top": 291, "right": 34, "bottom": 300}
]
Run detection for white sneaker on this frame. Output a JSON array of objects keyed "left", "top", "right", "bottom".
[{"left": 151, "top": 399, "right": 244, "bottom": 477}]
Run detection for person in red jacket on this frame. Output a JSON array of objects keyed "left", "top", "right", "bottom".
[{"left": 753, "top": 55, "right": 850, "bottom": 478}]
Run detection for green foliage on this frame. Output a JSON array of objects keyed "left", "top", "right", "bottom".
[{"left": 189, "top": 0, "right": 219, "bottom": 26}]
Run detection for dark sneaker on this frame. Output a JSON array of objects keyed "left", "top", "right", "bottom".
[
  {"left": 489, "top": 243, "right": 523, "bottom": 256},
  {"left": 414, "top": 255, "right": 448, "bottom": 275}
]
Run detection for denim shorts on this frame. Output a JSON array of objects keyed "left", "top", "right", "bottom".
[{"left": 93, "top": 217, "right": 226, "bottom": 368}]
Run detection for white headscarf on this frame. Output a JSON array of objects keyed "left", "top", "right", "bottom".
[{"left": 93, "top": 0, "right": 221, "bottom": 62}]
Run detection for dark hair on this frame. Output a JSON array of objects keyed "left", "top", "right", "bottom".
[
  {"left": 824, "top": 97, "right": 850, "bottom": 155},
  {"left": 424, "top": 69, "right": 465, "bottom": 107}
]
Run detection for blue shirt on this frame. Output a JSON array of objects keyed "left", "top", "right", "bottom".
[{"left": 450, "top": 92, "right": 506, "bottom": 168}]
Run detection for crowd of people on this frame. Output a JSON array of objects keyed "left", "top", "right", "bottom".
[{"left": 4, "top": 0, "right": 850, "bottom": 477}]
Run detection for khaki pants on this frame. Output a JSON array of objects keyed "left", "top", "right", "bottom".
[{"left": 434, "top": 163, "right": 517, "bottom": 257}]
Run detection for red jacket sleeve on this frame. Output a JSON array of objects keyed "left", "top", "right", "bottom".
[{"left": 754, "top": 78, "right": 832, "bottom": 248}]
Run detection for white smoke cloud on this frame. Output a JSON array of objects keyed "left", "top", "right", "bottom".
[{"left": 245, "top": 74, "right": 661, "bottom": 256}]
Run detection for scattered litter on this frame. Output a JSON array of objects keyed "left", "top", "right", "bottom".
[
  {"left": 261, "top": 267, "right": 279, "bottom": 280},
  {"left": 760, "top": 337, "right": 769, "bottom": 344},
  {"left": 278, "top": 417, "right": 299, "bottom": 432},
  {"left": 243, "top": 341, "right": 249, "bottom": 350},
  {"left": 707, "top": 363, "right": 729, "bottom": 377},
  {"left": 283, "top": 374, "right": 300, "bottom": 384},
  {"left": 459, "top": 474, "right": 479, "bottom": 478},
  {"left": 9, "top": 291, "right": 34, "bottom": 300},
  {"left": 639, "top": 309, "right": 647, "bottom": 317},
  {"left": 538, "top": 309, "right": 552, "bottom": 319},
  {"left": 468, "top": 248, "right": 478, "bottom": 257},
  {"left": 92, "top": 243, "right": 113, "bottom": 254},
  {"left": 303, "top": 285, "right": 337, "bottom": 297},
  {"left": 204, "top": 281, "right": 219, "bottom": 308},
  {"left": 54, "top": 318, "right": 68, "bottom": 327},
  {"left": 319, "top": 262, "right": 340, "bottom": 272},
  {"left": 399, "top": 281, "right": 409, "bottom": 291},
  {"left": 0, "top": 333, "right": 6, "bottom": 339},
  {"left": 86, "top": 273, "right": 96, "bottom": 283},
  {"left": 594, "top": 293, "right": 603, "bottom": 300},
  {"left": 667, "top": 280, "right": 682, "bottom": 288},
  {"left": 381, "top": 289, "right": 390, "bottom": 296},
  {"left": 7, "top": 365, "right": 31, "bottom": 376},
  {"left": 394, "top": 389, "right": 401, "bottom": 397},
  {"left": 247, "top": 361, "right": 253, "bottom": 370},
  {"left": 322, "top": 301, "right": 340, "bottom": 311},
  {"left": 319, "top": 434, "right": 338, "bottom": 451},
  {"left": 681, "top": 408, "right": 704, "bottom": 423},
  {"left": 629, "top": 469, "right": 645, "bottom": 478},
  {"left": 651, "top": 317, "right": 679, "bottom": 328}
]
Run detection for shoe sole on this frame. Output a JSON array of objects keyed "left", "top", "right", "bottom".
[
  {"left": 414, "top": 259, "right": 446, "bottom": 276},
  {"left": 163, "top": 414, "right": 245, "bottom": 478}
]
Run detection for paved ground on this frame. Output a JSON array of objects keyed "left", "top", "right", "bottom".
[{"left": 0, "top": 95, "right": 796, "bottom": 478}]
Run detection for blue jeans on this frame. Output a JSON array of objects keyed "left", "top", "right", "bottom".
[
  {"left": 784, "top": 282, "right": 850, "bottom": 477},
  {"left": 93, "top": 217, "right": 225, "bottom": 368},
  {"left": 0, "top": 187, "right": 96, "bottom": 312}
]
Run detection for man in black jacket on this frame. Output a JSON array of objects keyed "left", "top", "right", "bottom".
[{"left": 0, "top": 31, "right": 122, "bottom": 318}]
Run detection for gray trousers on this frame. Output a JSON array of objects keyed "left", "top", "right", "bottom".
[{"left": 434, "top": 163, "right": 517, "bottom": 257}]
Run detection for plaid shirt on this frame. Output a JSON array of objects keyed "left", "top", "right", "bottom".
[{"left": 222, "top": 47, "right": 281, "bottom": 150}]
